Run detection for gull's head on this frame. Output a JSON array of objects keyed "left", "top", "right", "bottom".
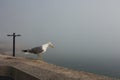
[{"left": 48, "top": 42, "right": 55, "bottom": 48}]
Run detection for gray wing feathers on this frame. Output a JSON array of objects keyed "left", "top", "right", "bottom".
[{"left": 29, "top": 46, "right": 44, "bottom": 54}]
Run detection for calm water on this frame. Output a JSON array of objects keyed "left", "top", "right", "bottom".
[{"left": 43, "top": 53, "right": 120, "bottom": 79}]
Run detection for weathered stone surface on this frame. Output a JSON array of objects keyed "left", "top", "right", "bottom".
[{"left": 0, "top": 54, "right": 119, "bottom": 80}]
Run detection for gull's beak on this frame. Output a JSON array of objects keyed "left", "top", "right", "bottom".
[
  {"left": 50, "top": 44, "right": 55, "bottom": 48},
  {"left": 49, "top": 42, "right": 55, "bottom": 48},
  {"left": 51, "top": 45, "right": 55, "bottom": 48}
]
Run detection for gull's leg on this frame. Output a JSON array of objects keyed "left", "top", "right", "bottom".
[{"left": 37, "top": 53, "right": 42, "bottom": 60}]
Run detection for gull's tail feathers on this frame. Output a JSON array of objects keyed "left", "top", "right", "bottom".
[
  {"left": 22, "top": 49, "right": 30, "bottom": 54},
  {"left": 22, "top": 50, "right": 28, "bottom": 52}
]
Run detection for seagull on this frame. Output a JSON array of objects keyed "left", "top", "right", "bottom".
[{"left": 22, "top": 42, "right": 54, "bottom": 59}]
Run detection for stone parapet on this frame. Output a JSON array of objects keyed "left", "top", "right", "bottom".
[{"left": 0, "top": 54, "right": 119, "bottom": 80}]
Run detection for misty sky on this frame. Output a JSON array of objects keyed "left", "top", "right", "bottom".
[
  {"left": 0, "top": 0, "right": 120, "bottom": 59},
  {"left": 1, "top": 0, "right": 120, "bottom": 77}
]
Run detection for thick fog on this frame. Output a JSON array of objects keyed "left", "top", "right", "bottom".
[{"left": 0, "top": 0, "right": 120, "bottom": 77}]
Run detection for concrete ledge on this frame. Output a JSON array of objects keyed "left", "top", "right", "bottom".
[
  {"left": 0, "top": 54, "right": 119, "bottom": 80},
  {"left": 0, "top": 66, "right": 12, "bottom": 77},
  {"left": 0, "top": 66, "right": 39, "bottom": 80}
]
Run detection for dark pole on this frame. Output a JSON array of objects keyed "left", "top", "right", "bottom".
[
  {"left": 13, "top": 33, "right": 15, "bottom": 57},
  {"left": 7, "top": 33, "right": 21, "bottom": 57}
]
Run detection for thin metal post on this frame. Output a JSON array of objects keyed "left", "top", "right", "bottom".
[
  {"left": 7, "top": 33, "right": 21, "bottom": 57},
  {"left": 13, "top": 33, "right": 15, "bottom": 57}
]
